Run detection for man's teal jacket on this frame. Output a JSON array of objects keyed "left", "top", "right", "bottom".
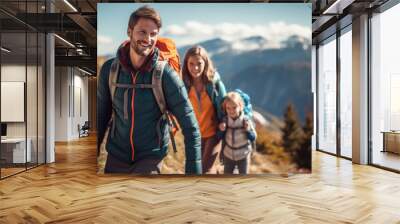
[{"left": 97, "top": 43, "right": 202, "bottom": 174}]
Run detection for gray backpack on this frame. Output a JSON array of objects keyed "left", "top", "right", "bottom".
[{"left": 108, "top": 58, "right": 178, "bottom": 152}]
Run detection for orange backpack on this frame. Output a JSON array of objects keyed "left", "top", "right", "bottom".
[
  {"left": 155, "top": 37, "right": 181, "bottom": 137},
  {"left": 156, "top": 37, "right": 181, "bottom": 76}
]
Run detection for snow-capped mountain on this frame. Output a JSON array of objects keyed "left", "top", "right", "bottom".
[
  {"left": 178, "top": 35, "right": 312, "bottom": 121},
  {"left": 179, "top": 35, "right": 310, "bottom": 56}
]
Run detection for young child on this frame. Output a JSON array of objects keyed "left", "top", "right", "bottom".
[
  {"left": 219, "top": 92, "right": 257, "bottom": 174},
  {"left": 182, "top": 46, "right": 227, "bottom": 174}
]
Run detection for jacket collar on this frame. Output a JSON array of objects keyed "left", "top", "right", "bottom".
[
  {"left": 228, "top": 112, "right": 244, "bottom": 123},
  {"left": 116, "top": 40, "right": 159, "bottom": 74}
]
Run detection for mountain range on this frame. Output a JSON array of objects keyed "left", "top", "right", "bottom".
[{"left": 178, "top": 35, "right": 312, "bottom": 122}]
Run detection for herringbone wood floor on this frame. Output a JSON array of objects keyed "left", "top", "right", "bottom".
[{"left": 1, "top": 135, "right": 400, "bottom": 224}]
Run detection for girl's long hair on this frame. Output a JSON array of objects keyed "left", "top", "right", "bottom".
[{"left": 182, "top": 45, "right": 215, "bottom": 86}]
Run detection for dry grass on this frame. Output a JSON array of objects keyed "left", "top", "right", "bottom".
[
  {"left": 98, "top": 125, "right": 298, "bottom": 175},
  {"left": 161, "top": 127, "right": 296, "bottom": 174}
]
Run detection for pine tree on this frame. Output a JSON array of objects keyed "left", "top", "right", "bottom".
[
  {"left": 281, "top": 103, "right": 304, "bottom": 163},
  {"left": 296, "top": 112, "right": 312, "bottom": 170}
]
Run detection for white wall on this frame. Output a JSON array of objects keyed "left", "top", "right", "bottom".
[
  {"left": 55, "top": 66, "right": 69, "bottom": 141},
  {"left": 75, "top": 70, "right": 89, "bottom": 139},
  {"left": 1, "top": 63, "right": 45, "bottom": 164},
  {"left": 1, "top": 65, "right": 34, "bottom": 138},
  {"left": 55, "top": 67, "right": 89, "bottom": 141},
  {"left": 1, "top": 65, "right": 26, "bottom": 81}
]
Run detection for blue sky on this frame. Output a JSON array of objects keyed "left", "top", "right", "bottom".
[{"left": 98, "top": 3, "right": 311, "bottom": 56}]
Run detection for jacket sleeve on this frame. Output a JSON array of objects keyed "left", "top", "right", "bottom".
[
  {"left": 214, "top": 75, "right": 227, "bottom": 121},
  {"left": 162, "top": 66, "right": 202, "bottom": 174},
  {"left": 216, "top": 129, "right": 225, "bottom": 141},
  {"left": 97, "top": 59, "right": 113, "bottom": 154},
  {"left": 246, "top": 118, "right": 257, "bottom": 142},
  {"left": 216, "top": 116, "right": 227, "bottom": 141}
]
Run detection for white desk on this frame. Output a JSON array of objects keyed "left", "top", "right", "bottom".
[{"left": 1, "top": 138, "right": 31, "bottom": 163}]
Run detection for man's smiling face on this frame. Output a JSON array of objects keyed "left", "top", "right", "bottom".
[{"left": 128, "top": 18, "right": 159, "bottom": 57}]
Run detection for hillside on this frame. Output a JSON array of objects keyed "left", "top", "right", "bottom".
[{"left": 178, "top": 35, "right": 312, "bottom": 121}]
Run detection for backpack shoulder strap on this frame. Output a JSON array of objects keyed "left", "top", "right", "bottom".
[
  {"left": 206, "top": 71, "right": 221, "bottom": 102},
  {"left": 152, "top": 61, "right": 178, "bottom": 153},
  {"left": 152, "top": 61, "right": 168, "bottom": 114},
  {"left": 109, "top": 58, "right": 120, "bottom": 103},
  {"left": 212, "top": 71, "right": 221, "bottom": 90},
  {"left": 242, "top": 116, "right": 249, "bottom": 128},
  {"left": 213, "top": 71, "right": 221, "bottom": 83},
  {"left": 107, "top": 58, "right": 120, "bottom": 138}
]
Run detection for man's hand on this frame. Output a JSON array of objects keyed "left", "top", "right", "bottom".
[{"left": 219, "top": 122, "right": 226, "bottom": 131}]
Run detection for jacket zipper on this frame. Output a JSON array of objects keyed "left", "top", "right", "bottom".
[{"left": 130, "top": 71, "right": 138, "bottom": 161}]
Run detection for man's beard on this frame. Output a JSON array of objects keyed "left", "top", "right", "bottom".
[{"left": 131, "top": 40, "right": 153, "bottom": 57}]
